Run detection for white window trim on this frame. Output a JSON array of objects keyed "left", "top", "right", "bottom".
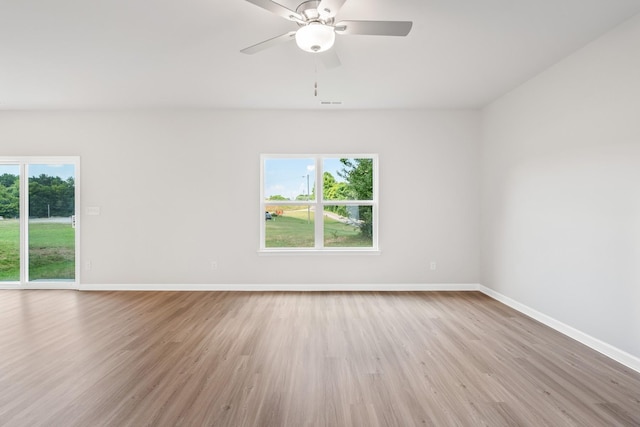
[
  {"left": 0, "top": 156, "right": 80, "bottom": 289},
  {"left": 259, "top": 154, "right": 379, "bottom": 254}
]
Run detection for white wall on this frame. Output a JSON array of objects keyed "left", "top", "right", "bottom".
[
  {"left": 0, "top": 109, "right": 480, "bottom": 286},
  {"left": 481, "top": 14, "right": 640, "bottom": 359}
]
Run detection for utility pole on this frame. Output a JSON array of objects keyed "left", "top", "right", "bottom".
[{"left": 303, "top": 174, "right": 310, "bottom": 223}]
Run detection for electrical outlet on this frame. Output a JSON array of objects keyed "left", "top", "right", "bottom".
[
  {"left": 430, "top": 261, "right": 437, "bottom": 271},
  {"left": 211, "top": 261, "right": 218, "bottom": 271},
  {"left": 84, "top": 260, "right": 92, "bottom": 271}
]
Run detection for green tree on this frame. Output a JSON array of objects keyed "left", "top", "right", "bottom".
[
  {"left": 28, "top": 174, "right": 75, "bottom": 218},
  {"left": 322, "top": 172, "right": 348, "bottom": 217},
  {"left": 0, "top": 173, "right": 75, "bottom": 219},
  {"left": 323, "top": 171, "right": 336, "bottom": 191},
  {"left": 0, "top": 173, "right": 18, "bottom": 188},
  {"left": 338, "top": 158, "right": 374, "bottom": 238},
  {"left": 268, "top": 195, "right": 289, "bottom": 201},
  {"left": 0, "top": 174, "right": 19, "bottom": 218}
]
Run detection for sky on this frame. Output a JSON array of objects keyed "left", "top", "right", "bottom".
[
  {"left": 0, "top": 165, "right": 19, "bottom": 175},
  {"left": 0, "top": 163, "right": 75, "bottom": 180},
  {"left": 264, "top": 157, "right": 348, "bottom": 200},
  {"left": 29, "top": 164, "right": 76, "bottom": 180}
]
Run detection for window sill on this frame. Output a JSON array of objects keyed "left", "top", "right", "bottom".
[{"left": 258, "top": 248, "right": 381, "bottom": 256}]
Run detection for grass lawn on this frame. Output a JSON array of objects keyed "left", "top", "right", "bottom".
[
  {"left": 266, "top": 210, "right": 315, "bottom": 247},
  {"left": 324, "top": 217, "right": 372, "bottom": 247},
  {"left": 0, "top": 220, "right": 20, "bottom": 281},
  {"left": 266, "top": 209, "right": 372, "bottom": 248},
  {"left": 0, "top": 220, "right": 75, "bottom": 281}
]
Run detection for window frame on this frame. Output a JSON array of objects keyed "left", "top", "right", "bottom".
[{"left": 259, "top": 154, "right": 379, "bottom": 254}]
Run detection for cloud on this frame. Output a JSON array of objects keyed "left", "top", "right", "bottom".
[{"left": 307, "top": 164, "right": 315, "bottom": 171}]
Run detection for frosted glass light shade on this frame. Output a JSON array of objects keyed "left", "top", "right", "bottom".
[{"left": 295, "top": 23, "right": 335, "bottom": 53}]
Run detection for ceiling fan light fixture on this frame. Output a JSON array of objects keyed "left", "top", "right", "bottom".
[{"left": 295, "top": 22, "right": 335, "bottom": 53}]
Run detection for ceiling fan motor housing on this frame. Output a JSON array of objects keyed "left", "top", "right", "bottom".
[{"left": 295, "top": 0, "right": 335, "bottom": 26}]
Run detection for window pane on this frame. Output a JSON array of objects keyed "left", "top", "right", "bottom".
[
  {"left": 323, "top": 158, "right": 373, "bottom": 201},
  {"left": 0, "top": 165, "right": 20, "bottom": 281},
  {"left": 265, "top": 158, "right": 316, "bottom": 202},
  {"left": 266, "top": 206, "right": 314, "bottom": 248},
  {"left": 324, "top": 205, "right": 373, "bottom": 248},
  {"left": 28, "top": 164, "right": 76, "bottom": 281}
]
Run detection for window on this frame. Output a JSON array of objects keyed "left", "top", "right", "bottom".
[
  {"left": 0, "top": 157, "right": 80, "bottom": 288},
  {"left": 260, "top": 155, "right": 378, "bottom": 252}
]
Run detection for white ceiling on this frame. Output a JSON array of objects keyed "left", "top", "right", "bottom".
[{"left": 1, "top": 0, "right": 639, "bottom": 110}]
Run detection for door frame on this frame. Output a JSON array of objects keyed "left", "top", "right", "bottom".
[{"left": 0, "top": 156, "right": 80, "bottom": 289}]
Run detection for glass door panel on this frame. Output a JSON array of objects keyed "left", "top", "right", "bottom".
[
  {"left": 27, "top": 164, "right": 76, "bottom": 282},
  {"left": 0, "top": 164, "right": 20, "bottom": 282}
]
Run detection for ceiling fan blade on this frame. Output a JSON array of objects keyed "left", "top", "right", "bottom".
[
  {"left": 318, "top": 49, "right": 341, "bottom": 69},
  {"left": 244, "top": 0, "right": 304, "bottom": 22},
  {"left": 334, "top": 20, "right": 413, "bottom": 36},
  {"left": 318, "top": 0, "right": 347, "bottom": 18},
  {"left": 240, "top": 31, "right": 297, "bottom": 54}
]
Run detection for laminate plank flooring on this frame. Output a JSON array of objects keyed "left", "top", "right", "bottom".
[{"left": 0, "top": 291, "right": 638, "bottom": 426}]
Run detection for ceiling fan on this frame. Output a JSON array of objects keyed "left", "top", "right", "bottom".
[{"left": 240, "top": 0, "right": 412, "bottom": 64}]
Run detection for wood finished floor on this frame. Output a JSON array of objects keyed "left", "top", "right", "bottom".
[{"left": 0, "top": 291, "right": 638, "bottom": 426}]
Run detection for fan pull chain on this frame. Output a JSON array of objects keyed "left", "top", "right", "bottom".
[{"left": 314, "top": 61, "right": 318, "bottom": 97}]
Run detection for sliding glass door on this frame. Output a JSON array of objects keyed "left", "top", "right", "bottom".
[{"left": 0, "top": 158, "right": 79, "bottom": 288}]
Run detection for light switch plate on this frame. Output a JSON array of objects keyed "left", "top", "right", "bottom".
[{"left": 86, "top": 206, "right": 101, "bottom": 216}]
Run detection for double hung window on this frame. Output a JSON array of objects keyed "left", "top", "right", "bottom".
[{"left": 260, "top": 155, "right": 378, "bottom": 252}]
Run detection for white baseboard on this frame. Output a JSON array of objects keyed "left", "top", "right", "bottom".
[
  {"left": 478, "top": 285, "right": 640, "bottom": 374},
  {"left": 79, "top": 283, "right": 480, "bottom": 292}
]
